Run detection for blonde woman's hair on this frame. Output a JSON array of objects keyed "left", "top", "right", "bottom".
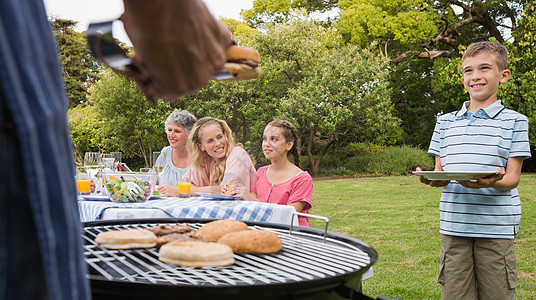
[{"left": 187, "top": 117, "right": 236, "bottom": 185}]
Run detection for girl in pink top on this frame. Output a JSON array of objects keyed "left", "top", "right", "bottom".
[
  {"left": 183, "top": 117, "right": 256, "bottom": 194},
  {"left": 242, "top": 120, "right": 313, "bottom": 226}
]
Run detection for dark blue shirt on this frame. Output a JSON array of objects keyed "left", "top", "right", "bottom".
[{"left": 0, "top": 0, "right": 90, "bottom": 299}]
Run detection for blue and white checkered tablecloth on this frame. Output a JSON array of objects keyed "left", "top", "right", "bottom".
[{"left": 78, "top": 196, "right": 288, "bottom": 224}]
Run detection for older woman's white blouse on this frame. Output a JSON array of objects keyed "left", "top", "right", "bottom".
[{"left": 155, "top": 146, "right": 191, "bottom": 186}]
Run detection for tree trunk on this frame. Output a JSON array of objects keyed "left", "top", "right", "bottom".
[
  {"left": 304, "top": 127, "right": 338, "bottom": 177},
  {"left": 305, "top": 128, "right": 319, "bottom": 176}
]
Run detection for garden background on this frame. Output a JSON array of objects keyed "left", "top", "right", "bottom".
[{"left": 54, "top": 0, "right": 535, "bottom": 298}]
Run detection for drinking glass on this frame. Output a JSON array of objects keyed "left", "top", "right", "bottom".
[
  {"left": 153, "top": 151, "right": 165, "bottom": 187},
  {"left": 76, "top": 166, "right": 94, "bottom": 195},
  {"left": 84, "top": 152, "right": 101, "bottom": 166},
  {"left": 110, "top": 152, "right": 122, "bottom": 163},
  {"left": 83, "top": 153, "right": 103, "bottom": 194},
  {"left": 153, "top": 151, "right": 166, "bottom": 175},
  {"left": 178, "top": 179, "right": 191, "bottom": 198},
  {"left": 100, "top": 153, "right": 115, "bottom": 170},
  {"left": 110, "top": 152, "right": 122, "bottom": 170}
]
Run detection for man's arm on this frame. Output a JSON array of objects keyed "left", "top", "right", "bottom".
[{"left": 120, "top": 0, "right": 232, "bottom": 100}]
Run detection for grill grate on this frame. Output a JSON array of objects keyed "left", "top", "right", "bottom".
[{"left": 83, "top": 221, "right": 373, "bottom": 287}]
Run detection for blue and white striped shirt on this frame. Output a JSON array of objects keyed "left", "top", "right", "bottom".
[
  {"left": 428, "top": 100, "right": 531, "bottom": 239},
  {"left": 0, "top": 1, "right": 90, "bottom": 299}
]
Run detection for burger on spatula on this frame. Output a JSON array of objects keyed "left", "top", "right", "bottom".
[{"left": 213, "top": 45, "right": 261, "bottom": 81}]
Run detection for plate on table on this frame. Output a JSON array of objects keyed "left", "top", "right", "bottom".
[
  {"left": 198, "top": 193, "right": 237, "bottom": 200},
  {"left": 413, "top": 171, "right": 497, "bottom": 181},
  {"left": 80, "top": 195, "right": 161, "bottom": 201},
  {"left": 79, "top": 195, "right": 111, "bottom": 202}
]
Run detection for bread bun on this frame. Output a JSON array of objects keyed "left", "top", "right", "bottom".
[
  {"left": 195, "top": 220, "right": 249, "bottom": 242},
  {"left": 158, "top": 241, "right": 235, "bottom": 268},
  {"left": 95, "top": 229, "right": 157, "bottom": 249},
  {"left": 225, "top": 46, "right": 260, "bottom": 63},
  {"left": 218, "top": 229, "right": 282, "bottom": 254},
  {"left": 220, "top": 46, "right": 261, "bottom": 81}
]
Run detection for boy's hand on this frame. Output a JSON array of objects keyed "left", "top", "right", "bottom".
[
  {"left": 415, "top": 167, "right": 450, "bottom": 187},
  {"left": 457, "top": 167, "right": 505, "bottom": 189}
]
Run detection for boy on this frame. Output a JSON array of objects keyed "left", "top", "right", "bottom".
[{"left": 417, "top": 41, "right": 531, "bottom": 299}]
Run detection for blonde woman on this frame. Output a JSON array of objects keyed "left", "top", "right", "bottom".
[{"left": 183, "top": 117, "right": 256, "bottom": 194}]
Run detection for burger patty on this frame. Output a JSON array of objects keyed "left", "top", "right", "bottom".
[
  {"left": 227, "top": 59, "right": 258, "bottom": 68},
  {"left": 156, "top": 232, "right": 205, "bottom": 247},
  {"left": 146, "top": 224, "right": 192, "bottom": 236}
]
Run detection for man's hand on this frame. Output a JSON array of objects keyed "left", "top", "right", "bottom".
[
  {"left": 457, "top": 167, "right": 505, "bottom": 189},
  {"left": 121, "top": 0, "right": 232, "bottom": 101},
  {"left": 415, "top": 167, "right": 450, "bottom": 188}
]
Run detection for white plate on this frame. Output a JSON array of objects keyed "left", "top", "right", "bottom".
[
  {"left": 79, "top": 195, "right": 161, "bottom": 201},
  {"left": 198, "top": 193, "right": 236, "bottom": 200},
  {"left": 79, "top": 195, "right": 111, "bottom": 202},
  {"left": 413, "top": 171, "right": 497, "bottom": 181}
]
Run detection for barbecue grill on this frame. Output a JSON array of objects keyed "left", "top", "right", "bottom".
[{"left": 83, "top": 218, "right": 386, "bottom": 300}]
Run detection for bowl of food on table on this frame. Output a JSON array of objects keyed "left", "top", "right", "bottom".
[{"left": 102, "top": 172, "right": 158, "bottom": 203}]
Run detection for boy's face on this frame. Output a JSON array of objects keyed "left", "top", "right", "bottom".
[{"left": 461, "top": 52, "right": 511, "bottom": 105}]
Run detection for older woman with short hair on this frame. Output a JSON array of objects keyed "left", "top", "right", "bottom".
[{"left": 155, "top": 109, "right": 196, "bottom": 196}]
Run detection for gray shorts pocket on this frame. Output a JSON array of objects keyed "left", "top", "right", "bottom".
[
  {"left": 505, "top": 250, "right": 517, "bottom": 290},
  {"left": 438, "top": 251, "right": 446, "bottom": 285}
]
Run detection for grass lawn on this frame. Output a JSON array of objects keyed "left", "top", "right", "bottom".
[{"left": 309, "top": 173, "right": 536, "bottom": 299}]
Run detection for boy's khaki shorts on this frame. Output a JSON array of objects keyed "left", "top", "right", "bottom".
[{"left": 438, "top": 234, "right": 517, "bottom": 300}]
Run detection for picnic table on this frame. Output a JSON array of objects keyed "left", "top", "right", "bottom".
[{"left": 78, "top": 196, "right": 299, "bottom": 225}]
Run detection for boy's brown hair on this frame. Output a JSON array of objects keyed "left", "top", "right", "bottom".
[{"left": 462, "top": 41, "right": 509, "bottom": 70}]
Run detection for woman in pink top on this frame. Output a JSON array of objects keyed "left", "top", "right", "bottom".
[
  {"left": 182, "top": 117, "right": 256, "bottom": 194},
  {"left": 242, "top": 120, "right": 313, "bottom": 226}
]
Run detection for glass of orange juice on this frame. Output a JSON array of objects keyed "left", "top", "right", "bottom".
[
  {"left": 178, "top": 179, "right": 191, "bottom": 198},
  {"left": 76, "top": 166, "right": 92, "bottom": 195}
]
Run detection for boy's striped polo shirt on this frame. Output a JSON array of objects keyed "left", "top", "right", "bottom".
[{"left": 428, "top": 100, "right": 531, "bottom": 238}]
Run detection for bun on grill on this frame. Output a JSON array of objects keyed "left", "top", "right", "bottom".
[
  {"left": 218, "top": 229, "right": 282, "bottom": 254},
  {"left": 195, "top": 219, "right": 249, "bottom": 242},
  {"left": 158, "top": 241, "right": 235, "bottom": 268},
  {"left": 95, "top": 229, "right": 157, "bottom": 249}
]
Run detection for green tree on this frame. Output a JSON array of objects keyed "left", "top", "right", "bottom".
[
  {"left": 280, "top": 42, "right": 401, "bottom": 175},
  {"left": 88, "top": 69, "right": 174, "bottom": 167},
  {"left": 242, "top": 1, "right": 525, "bottom": 150},
  {"left": 219, "top": 18, "right": 259, "bottom": 45},
  {"left": 245, "top": 0, "right": 522, "bottom": 62},
  {"left": 241, "top": 0, "right": 339, "bottom": 27},
  {"left": 429, "top": 2, "right": 536, "bottom": 149},
  {"left": 52, "top": 18, "right": 100, "bottom": 107},
  {"left": 68, "top": 104, "right": 102, "bottom": 165},
  {"left": 505, "top": 1, "right": 536, "bottom": 146}
]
